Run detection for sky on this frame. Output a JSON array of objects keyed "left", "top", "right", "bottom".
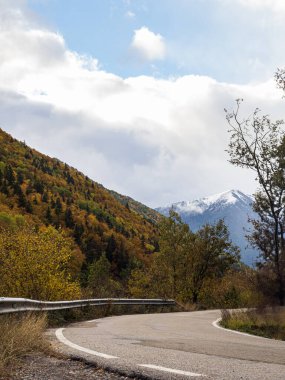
[{"left": 0, "top": 0, "right": 284, "bottom": 207}]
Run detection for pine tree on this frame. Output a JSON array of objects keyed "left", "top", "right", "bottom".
[
  {"left": 25, "top": 200, "right": 33, "bottom": 213},
  {"left": 42, "top": 192, "right": 48, "bottom": 203},
  {"left": 18, "top": 188, "right": 27, "bottom": 208},
  {"left": 45, "top": 206, "right": 52, "bottom": 224},
  {"left": 34, "top": 178, "right": 44, "bottom": 194},
  {"left": 17, "top": 171, "right": 24, "bottom": 185},
  {"left": 65, "top": 208, "right": 74, "bottom": 228},
  {"left": 106, "top": 234, "right": 116, "bottom": 262},
  {"left": 4, "top": 164, "right": 15, "bottom": 185},
  {"left": 55, "top": 197, "right": 62, "bottom": 215},
  {"left": 1, "top": 181, "right": 9, "bottom": 195},
  {"left": 74, "top": 223, "right": 84, "bottom": 244}
]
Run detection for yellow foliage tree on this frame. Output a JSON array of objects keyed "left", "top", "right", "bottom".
[{"left": 0, "top": 224, "right": 81, "bottom": 300}]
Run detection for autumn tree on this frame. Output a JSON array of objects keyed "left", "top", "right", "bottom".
[
  {"left": 226, "top": 98, "right": 285, "bottom": 305},
  {"left": 129, "top": 211, "right": 239, "bottom": 304},
  {"left": 0, "top": 221, "right": 81, "bottom": 300}
]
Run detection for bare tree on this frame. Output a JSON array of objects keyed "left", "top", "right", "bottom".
[
  {"left": 275, "top": 68, "right": 285, "bottom": 93},
  {"left": 226, "top": 99, "right": 285, "bottom": 305}
]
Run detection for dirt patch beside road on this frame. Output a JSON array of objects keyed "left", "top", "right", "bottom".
[{"left": 3, "top": 352, "right": 134, "bottom": 380}]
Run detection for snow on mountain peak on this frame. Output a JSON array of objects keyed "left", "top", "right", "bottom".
[
  {"left": 204, "top": 189, "right": 249, "bottom": 206},
  {"left": 158, "top": 190, "right": 252, "bottom": 216}
]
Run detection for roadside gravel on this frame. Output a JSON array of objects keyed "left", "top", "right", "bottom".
[{"left": 6, "top": 353, "right": 134, "bottom": 380}]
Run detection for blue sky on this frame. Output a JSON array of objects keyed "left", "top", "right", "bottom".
[
  {"left": 27, "top": 0, "right": 285, "bottom": 82},
  {"left": 0, "top": 0, "right": 284, "bottom": 206}
]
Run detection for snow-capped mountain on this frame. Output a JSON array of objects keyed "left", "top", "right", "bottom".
[{"left": 156, "top": 190, "right": 259, "bottom": 266}]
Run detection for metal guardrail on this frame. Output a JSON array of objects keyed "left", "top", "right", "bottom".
[{"left": 0, "top": 297, "right": 176, "bottom": 314}]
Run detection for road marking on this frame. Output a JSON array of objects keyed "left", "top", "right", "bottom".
[
  {"left": 55, "top": 328, "right": 118, "bottom": 359},
  {"left": 212, "top": 318, "right": 273, "bottom": 340},
  {"left": 139, "top": 364, "right": 203, "bottom": 377}
]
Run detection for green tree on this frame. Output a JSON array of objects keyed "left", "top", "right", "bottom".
[
  {"left": 106, "top": 234, "right": 116, "bottom": 262},
  {"left": 34, "top": 178, "right": 44, "bottom": 194},
  {"left": 157, "top": 210, "right": 192, "bottom": 299},
  {"left": 4, "top": 164, "right": 15, "bottom": 185},
  {"left": 0, "top": 212, "right": 25, "bottom": 229},
  {"left": 184, "top": 220, "right": 240, "bottom": 303},
  {"left": 25, "top": 200, "right": 33, "bottom": 213},
  {"left": 88, "top": 253, "right": 122, "bottom": 297},
  {"left": 65, "top": 208, "right": 74, "bottom": 228},
  {"left": 55, "top": 197, "right": 62, "bottom": 215},
  {"left": 45, "top": 206, "right": 52, "bottom": 224},
  {"left": 226, "top": 99, "right": 285, "bottom": 305},
  {"left": 16, "top": 171, "right": 24, "bottom": 185},
  {"left": 42, "top": 191, "right": 49, "bottom": 203},
  {"left": 129, "top": 212, "right": 239, "bottom": 304},
  {"left": 17, "top": 187, "right": 27, "bottom": 208}
]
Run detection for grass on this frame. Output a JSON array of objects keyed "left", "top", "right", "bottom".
[
  {"left": 0, "top": 312, "right": 49, "bottom": 377},
  {"left": 220, "top": 307, "right": 285, "bottom": 340}
]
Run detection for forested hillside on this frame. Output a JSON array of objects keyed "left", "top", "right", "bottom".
[{"left": 0, "top": 128, "right": 161, "bottom": 286}]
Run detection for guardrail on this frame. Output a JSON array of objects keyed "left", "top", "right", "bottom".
[{"left": 0, "top": 297, "right": 176, "bottom": 314}]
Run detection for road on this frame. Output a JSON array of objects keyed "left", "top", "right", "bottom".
[{"left": 54, "top": 310, "right": 285, "bottom": 380}]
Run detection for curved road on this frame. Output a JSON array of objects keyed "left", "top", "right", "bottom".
[{"left": 54, "top": 310, "right": 285, "bottom": 379}]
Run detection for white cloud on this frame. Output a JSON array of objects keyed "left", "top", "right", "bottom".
[
  {"left": 125, "top": 10, "right": 135, "bottom": 18},
  {"left": 131, "top": 26, "right": 166, "bottom": 61},
  {"left": 0, "top": 0, "right": 284, "bottom": 207},
  {"left": 235, "top": 0, "right": 285, "bottom": 12}
]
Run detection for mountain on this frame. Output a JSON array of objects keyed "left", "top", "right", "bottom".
[
  {"left": 156, "top": 190, "right": 259, "bottom": 266},
  {"left": 0, "top": 128, "right": 161, "bottom": 280}
]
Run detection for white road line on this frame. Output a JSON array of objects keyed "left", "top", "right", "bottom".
[
  {"left": 212, "top": 318, "right": 273, "bottom": 340},
  {"left": 139, "top": 364, "right": 203, "bottom": 377},
  {"left": 55, "top": 328, "right": 118, "bottom": 359}
]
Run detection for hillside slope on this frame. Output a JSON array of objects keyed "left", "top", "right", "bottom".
[
  {"left": 0, "top": 128, "right": 160, "bottom": 280},
  {"left": 109, "top": 189, "right": 161, "bottom": 224}
]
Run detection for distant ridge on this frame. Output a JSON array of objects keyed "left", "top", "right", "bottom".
[{"left": 156, "top": 190, "right": 259, "bottom": 266}]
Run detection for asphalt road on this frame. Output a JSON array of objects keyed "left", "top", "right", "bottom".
[{"left": 54, "top": 310, "right": 285, "bottom": 380}]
